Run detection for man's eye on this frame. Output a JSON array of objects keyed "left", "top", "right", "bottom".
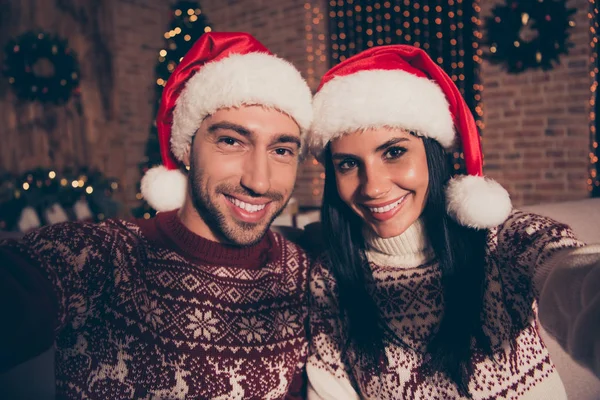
[
  {"left": 275, "top": 148, "right": 294, "bottom": 156},
  {"left": 219, "top": 137, "right": 239, "bottom": 146}
]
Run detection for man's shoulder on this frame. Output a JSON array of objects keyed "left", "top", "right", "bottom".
[
  {"left": 270, "top": 226, "right": 307, "bottom": 256},
  {"left": 270, "top": 225, "right": 303, "bottom": 244}
]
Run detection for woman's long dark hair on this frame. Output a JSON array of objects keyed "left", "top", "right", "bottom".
[{"left": 321, "top": 137, "right": 491, "bottom": 396}]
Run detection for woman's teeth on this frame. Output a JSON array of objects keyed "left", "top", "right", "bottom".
[{"left": 368, "top": 197, "right": 404, "bottom": 213}]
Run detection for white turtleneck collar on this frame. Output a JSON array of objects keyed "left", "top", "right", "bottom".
[{"left": 363, "top": 219, "right": 435, "bottom": 268}]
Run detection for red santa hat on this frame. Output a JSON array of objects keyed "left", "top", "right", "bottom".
[
  {"left": 308, "top": 45, "right": 512, "bottom": 229},
  {"left": 141, "top": 32, "right": 313, "bottom": 212}
]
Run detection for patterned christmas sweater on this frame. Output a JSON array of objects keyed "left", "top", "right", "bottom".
[
  {"left": 0, "top": 210, "right": 310, "bottom": 399},
  {"left": 307, "top": 211, "right": 600, "bottom": 400}
]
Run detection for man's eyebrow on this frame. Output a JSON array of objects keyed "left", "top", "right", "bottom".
[
  {"left": 207, "top": 122, "right": 253, "bottom": 137},
  {"left": 271, "top": 134, "right": 302, "bottom": 148},
  {"left": 207, "top": 122, "right": 301, "bottom": 149}
]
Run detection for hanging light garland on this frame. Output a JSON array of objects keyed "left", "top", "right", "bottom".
[
  {"left": 589, "top": 0, "right": 599, "bottom": 195},
  {"left": 0, "top": 167, "right": 120, "bottom": 231},
  {"left": 304, "top": 1, "right": 327, "bottom": 205}
]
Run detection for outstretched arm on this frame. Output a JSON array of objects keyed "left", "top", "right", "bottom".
[{"left": 496, "top": 211, "right": 600, "bottom": 377}]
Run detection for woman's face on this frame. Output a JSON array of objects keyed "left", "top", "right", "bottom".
[{"left": 330, "top": 127, "right": 429, "bottom": 238}]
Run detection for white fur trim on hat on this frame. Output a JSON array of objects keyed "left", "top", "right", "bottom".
[
  {"left": 309, "top": 69, "right": 455, "bottom": 157},
  {"left": 171, "top": 52, "right": 313, "bottom": 161},
  {"left": 141, "top": 166, "right": 187, "bottom": 212},
  {"left": 445, "top": 175, "right": 512, "bottom": 229}
]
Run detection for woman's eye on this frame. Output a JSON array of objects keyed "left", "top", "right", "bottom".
[
  {"left": 338, "top": 159, "right": 357, "bottom": 171},
  {"left": 384, "top": 146, "right": 406, "bottom": 159}
]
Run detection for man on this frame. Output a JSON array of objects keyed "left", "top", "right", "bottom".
[{"left": 0, "top": 32, "right": 313, "bottom": 399}]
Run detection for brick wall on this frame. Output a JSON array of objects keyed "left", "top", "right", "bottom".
[{"left": 479, "top": 0, "right": 593, "bottom": 206}]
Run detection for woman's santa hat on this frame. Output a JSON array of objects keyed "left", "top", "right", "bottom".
[
  {"left": 141, "top": 32, "right": 313, "bottom": 212},
  {"left": 308, "top": 45, "right": 512, "bottom": 229}
]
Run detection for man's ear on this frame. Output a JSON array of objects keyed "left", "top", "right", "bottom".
[{"left": 181, "top": 144, "right": 191, "bottom": 168}]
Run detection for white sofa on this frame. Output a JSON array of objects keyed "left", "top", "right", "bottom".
[{"left": 1, "top": 198, "right": 599, "bottom": 399}]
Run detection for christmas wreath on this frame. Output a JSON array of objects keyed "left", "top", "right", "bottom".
[
  {"left": 3, "top": 31, "right": 80, "bottom": 104},
  {"left": 483, "top": 0, "right": 576, "bottom": 74}
]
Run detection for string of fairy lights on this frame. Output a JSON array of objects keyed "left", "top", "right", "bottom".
[
  {"left": 0, "top": 167, "right": 120, "bottom": 231},
  {"left": 305, "top": 1, "right": 327, "bottom": 204},
  {"left": 14, "top": 170, "right": 117, "bottom": 199},
  {"left": 156, "top": 7, "right": 212, "bottom": 89},
  {"left": 472, "top": 0, "right": 484, "bottom": 132},
  {"left": 305, "top": 3, "right": 327, "bottom": 90},
  {"left": 589, "top": 0, "right": 599, "bottom": 195}
]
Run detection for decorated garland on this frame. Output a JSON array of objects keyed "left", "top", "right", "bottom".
[
  {"left": 0, "top": 167, "right": 120, "bottom": 232},
  {"left": 3, "top": 31, "right": 80, "bottom": 104},
  {"left": 484, "top": 0, "right": 576, "bottom": 74}
]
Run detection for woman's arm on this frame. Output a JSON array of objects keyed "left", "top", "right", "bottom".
[
  {"left": 496, "top": 211, "right": 600, "bottom": 377},
  {"left": 307, "top": 258, "right": 361, "bottom": 400}
]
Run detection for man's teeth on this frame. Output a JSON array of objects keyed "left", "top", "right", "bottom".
[
  {"left": 368, "top": 198, "right": 403, "bottom": 213},
  {"left": 228, "top": 197, "right": 266, "bottom": 213}
]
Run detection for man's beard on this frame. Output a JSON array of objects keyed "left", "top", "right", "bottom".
[{"left": 189, "top": 161, "right": 290, "bottom": 246}]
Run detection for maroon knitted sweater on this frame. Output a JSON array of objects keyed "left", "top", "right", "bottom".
[{"left": 0, "top": 210, "right": 310, "bottom": 399}]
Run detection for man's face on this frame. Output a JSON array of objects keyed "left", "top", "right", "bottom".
[{"left": 182, "top": 105, "right": 301, "bottom": 246}]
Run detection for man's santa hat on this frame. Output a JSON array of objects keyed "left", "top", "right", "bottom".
[
  {"left": 141, "top": 32, "right": 313, "bottom": 212},
  {"left": 308, "top": 45, "right": 511, "bottom": 229}
]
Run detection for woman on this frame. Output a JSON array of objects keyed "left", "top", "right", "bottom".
[{"left": 305, "top": 45, "right": 600, "bottom": 399}]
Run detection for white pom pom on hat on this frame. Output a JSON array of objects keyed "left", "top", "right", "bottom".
[
  {"left": 140, "top": 166, "right": 187, "bottom": 214},
  {"left": 307, "top": 45, "right": 512, "bottom": 229},
  {"left": 446, "top": 175, "right": 513, "bottom": 228}
]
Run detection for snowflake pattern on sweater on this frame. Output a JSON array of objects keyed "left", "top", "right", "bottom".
[
  {"left": 1, "top": 211, "right": 310, "bottom": 399},
  {"left": 308, "top": 211, "right": 583, "bottom": 400}
]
